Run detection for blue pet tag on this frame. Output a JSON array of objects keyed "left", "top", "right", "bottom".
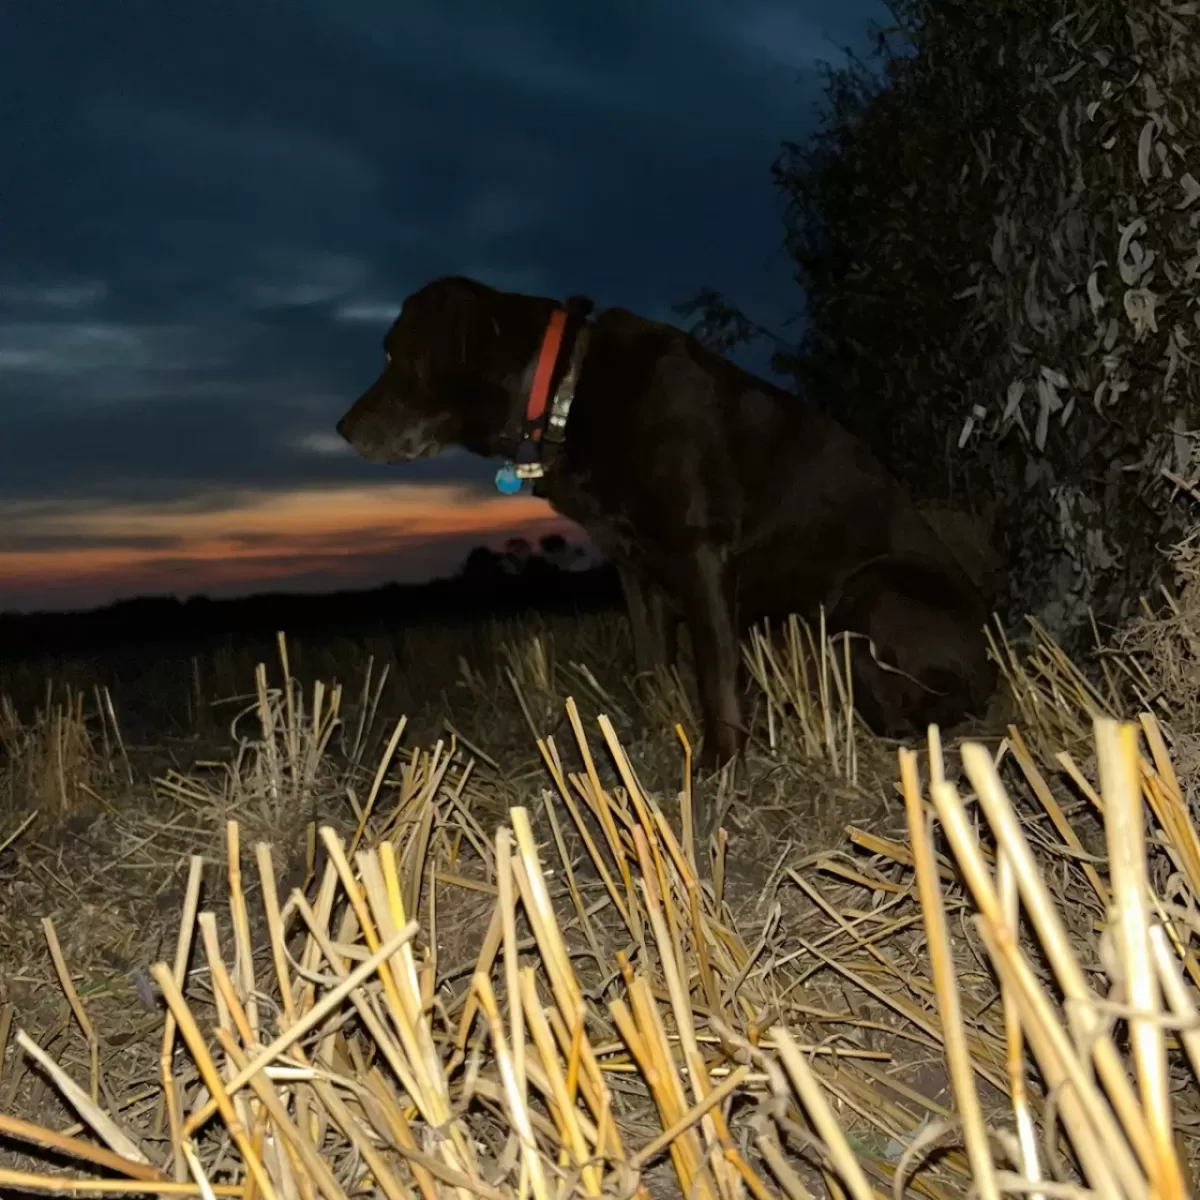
[{"left": 495, "top": 465, "right": 522, "bottom": 495}]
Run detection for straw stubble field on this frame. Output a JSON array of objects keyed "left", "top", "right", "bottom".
[{"left": 0, "top": 595, "right": 1198, "bottom": 1199}]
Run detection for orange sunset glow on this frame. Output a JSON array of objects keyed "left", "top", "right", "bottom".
[{"left": 0, "top": 483, "right": 584, "bottom": 612}]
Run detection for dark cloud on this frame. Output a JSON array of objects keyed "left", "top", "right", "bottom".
[
  {"left": 0, "top": 387, "right": 496, "bottom": 506},
  {"left": 0, "top": 0, "right": 885, "bottom": 604}
]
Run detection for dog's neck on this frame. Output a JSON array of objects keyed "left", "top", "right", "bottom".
[
  {"left": 453, "top": 294, "right": 588, "bottom": 462},
  {"left": 446, "top": 297, "right": 560, "bottom": 459}
]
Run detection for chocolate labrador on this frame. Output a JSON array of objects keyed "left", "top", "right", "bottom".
[{"left": 337, "top": 275, "right": 996, "bottom": 768}]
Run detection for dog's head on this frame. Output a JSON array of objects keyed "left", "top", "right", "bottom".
[{"left": 337, "top": 275, "right": 552, "bottom": 465}]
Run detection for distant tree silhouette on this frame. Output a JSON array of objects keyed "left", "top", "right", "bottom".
[
  {"left": 458, "top": 535, "right": 586, "bottom": 585},
  {"left": 500, "top": 537, "right": 532, "bottom": 575},
  {"left": 462, "top": 546, "right": 504, "bottom": 582},
  {"left": 538, "top": 533, "right": 585, "bottom": 572}
]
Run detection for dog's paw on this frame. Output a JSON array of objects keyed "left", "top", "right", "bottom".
[{"left": 696, "top": 726, "right": 744, "bottom": 777}]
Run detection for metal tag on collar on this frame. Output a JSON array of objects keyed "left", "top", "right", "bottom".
[{"left": 495, "top": 464, "right": 522, "bottom": 494}]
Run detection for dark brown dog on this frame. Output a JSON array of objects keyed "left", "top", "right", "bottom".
[{"left": 337, "top": 276, "right": 996, "bottom": 768}]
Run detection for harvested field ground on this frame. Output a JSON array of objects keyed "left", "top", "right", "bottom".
[{"left": 0, "top": 603, "right": 1196, "bottom": 1199}]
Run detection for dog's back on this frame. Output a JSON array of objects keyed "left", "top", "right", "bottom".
[
  {"left": 557, "top": 307, "right": 991, "bottom": 636},
  {"left": 625, "top": 321, "right": 972, "bottom": 623}
]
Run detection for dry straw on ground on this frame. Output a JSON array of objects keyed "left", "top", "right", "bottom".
[{"left": 0, "top": 616, "right": 1198, "bottom": 1200}]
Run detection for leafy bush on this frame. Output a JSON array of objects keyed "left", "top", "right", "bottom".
[{"left": 686, "top": 0, "right": 1200, "bottom": 646}]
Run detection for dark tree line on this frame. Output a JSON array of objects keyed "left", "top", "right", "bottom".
[
  {"left": 459, "top": 534, "right": 587, "bottom": 583},
  {"left": 0, "top": 535, "right": 613, "bottom": 660}
]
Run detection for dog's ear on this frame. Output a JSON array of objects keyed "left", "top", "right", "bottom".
[{"left": 565, "top": 294, "right": 594, "bottom": 321}]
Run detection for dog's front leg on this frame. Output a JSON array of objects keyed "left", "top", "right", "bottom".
[
  {"left": 618, "top": 566, "right": 660, "bottom": 675},
  {"left": 647, "top": 587, "right": 679, "bottom": 670},
  {"left": 619, "top": 567, "right": 680, "bottom": 674},
  {"left": 676, "top": 542, "right": 743, "bottom": 770}
]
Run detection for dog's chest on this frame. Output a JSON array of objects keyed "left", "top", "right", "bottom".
[
  {"left": 535, "top": 457, "right": 607, "bottom": 523},
  {"left": 534, "top": 467, "right": 644, "bottom": 564}
]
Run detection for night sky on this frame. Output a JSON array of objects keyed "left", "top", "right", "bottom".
[{"left": 0, "top": 0, "right": 884, "bottom": 612}]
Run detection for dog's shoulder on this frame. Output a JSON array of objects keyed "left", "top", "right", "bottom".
[
  {"left": 580, "top": 307, "right": 691, "bottom": 401},
  {"left": 591, "top": 305, "right": 682, "bottom": 346}
]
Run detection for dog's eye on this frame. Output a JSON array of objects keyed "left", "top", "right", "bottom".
[{"left": 385, "top": 352, "right": 392, "bottom": 366}]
